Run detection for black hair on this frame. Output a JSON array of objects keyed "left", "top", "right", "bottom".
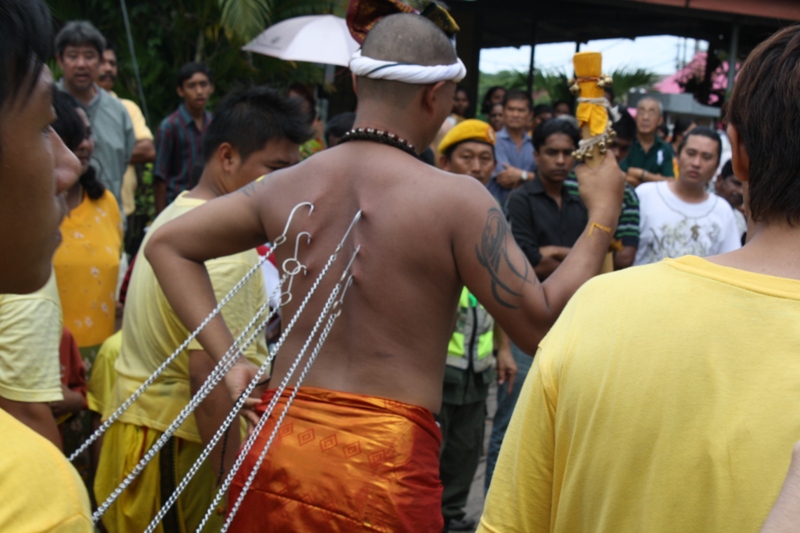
[
  {"left": 672, "top": 116, "right": 695, "bottom": 139},
  {"left": 720, "top": 159, "right": 734, "bottom": 179},
  {"left": 177, "top": 62, "right": 212, "bottom": 88},
  {"left": 612, "top": 107, "right": 636, "bottom": 141},
  {"left": 201, "top": 86, "right": 313, "bottom": 162},
  {"left": 51, "top": 90, "right": 85, "bottom": 152},
  {"left": 728, "top": 25, "right": 800, "bottom": 225},
  {"left": 533, "top": 104, "right": 553, "bottom": 118},
  {"left": 677, "top": 126, "right": 722, "bottom": 164},
  {"left": 455, "top": 85, "right": 469, "bottom": 96},
  {"left": 288, "top": 83, "right": 318, "bottom": 123},
  {"left": 503, "top": 89, "right": 532, "bottom": 111},
  {"left": 553, "top": 100, "right": 572, "bottom": 114},
  {"left": 0, "top": 0, "right": 52, "bottom": 113},
  {"left": 104, "top": 39, "right": 116, "bottom": 54},
  {"left": 532, "top": 118, "right": 580, "bottom": 152},
  {"left": 481, "top": 86, "right": 505, "bottom": 115},
  {"left": 657, "top": 122, "right": 669, "bottom": 138},
  {"left": 51, "top": 89, "right": 106, "bottom": 200},
  {"left": 604, "top": 86, "right": 615, "bottom": 102},
  {"left": 55, "top": 20, "right": 105, "bottom": 58},
  {"left": 325, "top": 112, "right": 356, "bottom": 145}
]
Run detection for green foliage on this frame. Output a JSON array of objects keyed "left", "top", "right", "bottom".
[
  {"left": 478, "top": 64, "right": 656, "bottom": 112},
  {"left": 47, "top": 0, "right": 347, "bottom": 126}
]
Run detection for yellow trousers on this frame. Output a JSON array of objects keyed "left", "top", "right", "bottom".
[{"left": 94, "top": 422, "right": 224, "bottom": 533}]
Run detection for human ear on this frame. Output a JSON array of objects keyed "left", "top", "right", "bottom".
[
  {"left": 422, "top": 81, "right": 450, "bottom": 114},
  {"left": 727, "top": 124, "right": 750, "bottom": 183},
  {"left": 217, "top": 143, "right": 238, "bottom": 175},
  {"left": 352, "top": 74, "right": 359, "bottom": 96},
  {"left": 177, "top": 86, "right": 185, "bottom": 99}
]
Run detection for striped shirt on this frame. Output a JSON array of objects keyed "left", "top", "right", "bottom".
[
  {"left": 564, "top": 177, "right": 640, "bottom": 247},
  {"left": 154, "top": 104, "right": 212, "bottom": 206}
]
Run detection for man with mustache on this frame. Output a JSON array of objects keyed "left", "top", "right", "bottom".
[
  {"left": 97, "top": 40, "right": 156, "bottom": 219},
  {"left": 55, "top": 20, "right": 135, "bottom": 210}
]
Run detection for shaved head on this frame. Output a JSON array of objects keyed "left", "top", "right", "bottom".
[{"left": 358, "top": 14, "right": 458, "bottom": 107}]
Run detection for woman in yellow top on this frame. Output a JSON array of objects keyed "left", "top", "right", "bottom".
[
  {"left": 51, "top": 90, "right": 123, "bottom": 483},
  {"left": 53, "top": 91, "right": 123, "bottom": 362}
]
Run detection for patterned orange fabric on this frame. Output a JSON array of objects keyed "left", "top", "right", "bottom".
[
  {"left": 346, "top": 0, "right": 418, "bottom": 45},
  {"left": 228, "top": 387, "right": 443, "bottom": 532}
]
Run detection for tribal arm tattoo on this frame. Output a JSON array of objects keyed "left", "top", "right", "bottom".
[{"left": 475, "top": 207, "right": 533, "bottom": 309}]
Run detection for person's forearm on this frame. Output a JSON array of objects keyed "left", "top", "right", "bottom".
[
  {"left": 190, "top": 351, "right": 240, "bottom": 475},
  {"left": 614, "top": 246, "right": 637, "bottom": 270},
  {"left": 533, "top": 257, "right": 561, "bottom": 280},
  {"left": 536, "top": 215, "right": 617, "bottom": 331},
  {"left": 0, "top": 397, "right": 62, "bottom": 449},
  {"left": 130, "top": 139, "right": 156, "bottom": 165},
  {"left": 154, "top": 179, "right": 167, "bottom": 214}
]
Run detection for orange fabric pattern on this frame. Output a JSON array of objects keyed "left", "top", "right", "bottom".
[{"left": 228, "top": 387, "right": 443, "bottom": 532}]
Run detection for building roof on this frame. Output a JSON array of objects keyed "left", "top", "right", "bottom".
[{"left": 450, "top": 0, "right": 800, "bottom": 52}]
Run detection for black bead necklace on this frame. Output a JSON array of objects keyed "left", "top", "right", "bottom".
[{"left": 337, "top": 128, "right": 419, "bottom": 159}]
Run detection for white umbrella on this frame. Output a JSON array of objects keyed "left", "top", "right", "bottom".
[{"left": 242, "top": 15, "right": 360, "bottom": 68}]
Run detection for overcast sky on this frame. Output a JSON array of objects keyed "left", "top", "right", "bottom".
[{"left": 479, "top": 36, "right": 706, "bottom": 76}]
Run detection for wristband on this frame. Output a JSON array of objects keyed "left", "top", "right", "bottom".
[
  {"left": 641, "top": 169, "right": 647, "bottom": 181},
  {"left": 521, "top": 170, "right": 528, "bottom": 181},
  {"left": 588, "top": 222, "right": 613, "bottom": 238}
]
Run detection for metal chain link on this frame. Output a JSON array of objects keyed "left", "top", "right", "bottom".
[
  {"left": 193, "top": 215, "right": 362, "bottom": 533},
  {"left": 70, "top": 252, "right": 269, "bottom": 463},
  {"left": 222, "top": 277, "right": 352, "bottom": 532}
]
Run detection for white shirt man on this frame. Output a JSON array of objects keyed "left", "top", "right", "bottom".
[{"left": 634, "top": 128, "right": 740, "bottom": 266}]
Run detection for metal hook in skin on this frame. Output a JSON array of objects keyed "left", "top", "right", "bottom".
[
  {"left": 282, "top": 232, "right": 312, "bottom": 276},
  {"left": 273, "top": 202, "right": 314, "bottom": 247},
  {"left": 334, "top": 210, "right": 363, "bottom": 255}
]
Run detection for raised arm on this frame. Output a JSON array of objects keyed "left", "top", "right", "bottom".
[{"left": 454, "top": 154, "right": 624, "bottom": 354}]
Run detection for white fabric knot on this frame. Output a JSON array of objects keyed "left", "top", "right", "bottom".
[{"left": 349, "top": 50, "right": 467, "bottom": 84}]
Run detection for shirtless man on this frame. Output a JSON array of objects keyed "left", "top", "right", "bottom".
[{"left": 146, "top": 13, "right": 624, "bottom": 532}]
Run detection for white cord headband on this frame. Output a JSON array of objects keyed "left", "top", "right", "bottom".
[{"left": 349, "top": 50, "right": 467, "bottom": 84}]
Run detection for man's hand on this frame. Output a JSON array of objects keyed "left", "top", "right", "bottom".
[
  {"left": 224, "top": 358, "right": 262, "bottom": 428},
  {"left": 575, "top": 152, "right": 625, "bottom": 228},
  {"left": 626, "top": 167, "right": 644, "bottom": 187},
  {"left": 496, "top": 346, "right": 518, "bottom": 394},
  {"left": 496, "top": 163, "right": 523, "bottom": 189},
  {"left": 50, "top": 383, "right": 84, "bottom": 419}
]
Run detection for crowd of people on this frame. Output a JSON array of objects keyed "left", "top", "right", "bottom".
[{"left": 2, "top": 0, "right": 800, "bottom": 532}]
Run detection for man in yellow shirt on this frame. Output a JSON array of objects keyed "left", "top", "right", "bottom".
[
  {"left": 0, "top": 0, "right": 92, "bottom": 530},
  {"left": 95, "top": 86, "right": 311, "bottom": 533},
  {"left": 479, "top": 26, "right": 800, "bottom": 533}
]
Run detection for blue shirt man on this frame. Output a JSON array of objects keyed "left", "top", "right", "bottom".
[{"left": 487, "top": 90, "right": 538, "bottom": 205}]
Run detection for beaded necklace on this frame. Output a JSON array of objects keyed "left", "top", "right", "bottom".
[{"left": 337, "top": 127, "right": 419, "bottom": 159}]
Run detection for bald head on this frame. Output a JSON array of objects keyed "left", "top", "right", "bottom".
[
  {"left": 361, "top": 14, "right": 457, "bottom": 66},
  {"left": 358, "top": 14, "right": 458, "bottom": 107}
]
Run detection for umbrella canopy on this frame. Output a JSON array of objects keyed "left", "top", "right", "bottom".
[{"left": 242, "top": 15, "right": 360, "bottom": 68}]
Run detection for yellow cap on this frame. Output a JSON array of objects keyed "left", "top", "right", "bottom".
[{"left": 438, "top": 119, "right": 496, "bottom": 154}]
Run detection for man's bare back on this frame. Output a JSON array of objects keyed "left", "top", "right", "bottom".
[{"left": 147, "top": 138, "right": 622, "bottom": 414}]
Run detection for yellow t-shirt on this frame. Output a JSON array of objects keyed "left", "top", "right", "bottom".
[
  {"left": 87, "top": 330, "right": 122, "bottom": 415},
  {"left": 479, "top": 256, "right": 800, "bottom": 533},
  {"left": 111, "top": 193, "right": 268, "bottom": 443},
  {"left": 0, "top": 408, "right": 92, "bottom": 531},
  {"left": 53, "top": 190, "right": 123, "bottom": 349},
  {"left": 0, "top": 273, "right": 63, "bottom": 402},
  {"left": 118, "top": 97, "right": 154, "bottom": 217}
]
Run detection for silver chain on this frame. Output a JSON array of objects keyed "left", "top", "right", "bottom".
[
  {"left": 220, "top": 258, "right": 357, "bottom": 533},
  {"left": 71, "top": 251, "right": 269, "bottom": 464},
  {"left": 193, "top": 215, "right": 361, "bottom": 533}
]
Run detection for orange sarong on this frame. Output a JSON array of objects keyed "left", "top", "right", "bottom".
[{"left": 228, "top": 387, "right": 443, "bottom": 532}]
